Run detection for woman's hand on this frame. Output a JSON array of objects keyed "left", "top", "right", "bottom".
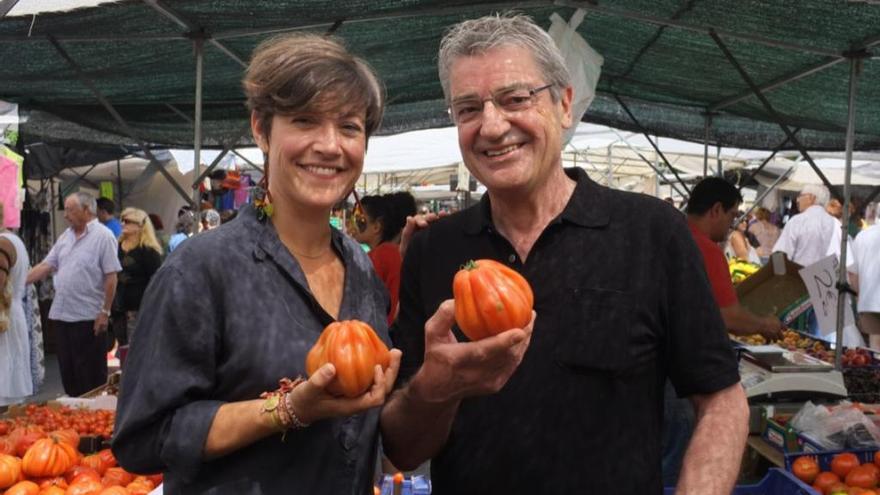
[{"left": 289, "top": 349, "right": 402, "bottom": 424}]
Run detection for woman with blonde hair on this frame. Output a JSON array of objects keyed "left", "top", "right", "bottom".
[{"left": 113, "top": 207, "right": 162, "bottom": 357}]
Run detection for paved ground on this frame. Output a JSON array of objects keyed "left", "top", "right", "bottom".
[{"left": 28, "top": 353, "right": 67, "bottom": 403}]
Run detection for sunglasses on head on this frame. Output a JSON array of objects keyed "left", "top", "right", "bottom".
[{"left": 122, "top": 218, "right": 142, "bottom": 226}]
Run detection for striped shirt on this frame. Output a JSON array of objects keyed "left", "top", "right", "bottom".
[{"left": 45, "top": 219, "right": 122, "bottom": 322}]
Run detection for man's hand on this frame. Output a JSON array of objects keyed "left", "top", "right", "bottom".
[
  {"left": 94, "top": 312, "right": 109, "bottom": 335},
  {"left": 408, "top": 300, "right": 535, "bottom": 404},
  {"left": 757, "top": 315, "right": 783, "bottom": 341},
  {"left": 289, "top": 349, "right": 402, "bottom": 425},
  {"left": 399, "top": 213, "right": 446, "bottom": 259}
]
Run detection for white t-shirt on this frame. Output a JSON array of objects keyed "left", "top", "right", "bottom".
[
  {"left": 773, "top": 205, "right": 853, "bottom": 268},
  {"left": 851, "top": 225, "right": 880, "bottom": 313}
]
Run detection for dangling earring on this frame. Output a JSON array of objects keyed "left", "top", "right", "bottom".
[{"left": 255, "top": 159, "right": 273, "bottom": 221}]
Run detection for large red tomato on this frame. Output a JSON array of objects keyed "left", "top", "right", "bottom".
[
  {"left": 831, "top": 453, "right": 861, "bottom": 479},
  {"left": 0, "top": 454, "right": 22, "bottom": 489},
  {"left": 847, "top": 465, "right": 880, "bottom": 489},
  {"left": 306, "top": 320, "right": 390, "bottom": 398},
  {"left": 814, "top": 471, "right": 842, "bottom": 495},
  {"left": 80, "top": 454, "right": 109, "bottom": 476},
  {"left": 3, "top": 480, "right": 39, "bottom": 495},
  {"left": 452, "top": 259, "right": 533, "bottom": 341},
  {"left": 792, "top": 455, "right": 820, "bottom": 483},
  {"left": 101, "top": 467, "right": 134, "bottom": 488}
]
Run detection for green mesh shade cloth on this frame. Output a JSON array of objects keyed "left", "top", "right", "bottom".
[{"left": 1, "top": 0, "right": 878, "bottom": 160}]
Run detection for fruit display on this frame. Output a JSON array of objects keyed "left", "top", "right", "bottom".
[
  {"left": 843, "top": 348, "right": 879, "bottom": 368},
  {"left": 790, "top": 452, "right": 880, "bottom": 494},
  {"left": 306, "top": 320, "right": 390, "bottom": 398},
  {"left": 733, "top": 329, "right": 836, "bottom": 362},
  {"left": 2, "top": 404, "right": 115, "bottom": 440},
  {"left": 844, "top": 368, "right": 880, "bottom": 404},
  {"left": 452, "top": 259, "right": 534, "bottom": 341},
  {"left": 729, "top": 259, "right": 761, "bottom": 284}
]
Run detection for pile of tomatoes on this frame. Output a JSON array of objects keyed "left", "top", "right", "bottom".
[
  {"left": 1, "top": 405, "right": 114, "bottom": 440},
  {"left": 791, "top": 451, "right": 880, "bottom": 495},
  {"left": 0, "top": 428, "right": 162, "bottom": 494}
]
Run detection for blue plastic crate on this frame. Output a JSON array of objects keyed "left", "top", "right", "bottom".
[
  {"left": 784, "top": 448, "right": 878, "bottom": 472},
  {"left": 377, "top": 474, "right": 431, "bottom": 495},
  {"left": 664, "top": 468, "right": 816, "bottom": 495}
]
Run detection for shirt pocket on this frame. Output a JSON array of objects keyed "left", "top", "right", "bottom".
[{"left": 553, "top": 287, "right": 638, "bottom": 375}]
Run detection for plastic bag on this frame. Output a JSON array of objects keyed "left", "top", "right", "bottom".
[
  {"left": 548, "top": 9, "right": 603, "bottom": 145},
  {"left": 792, "top": 401, "right": 880, "bottom": 450}
]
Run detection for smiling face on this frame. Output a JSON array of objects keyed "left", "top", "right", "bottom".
[
  {"left": 448, "top": 45, "right": 573, "bottom": 195},
  {"left": 252, "top": 105, "right": 367, "bottom": 214}
]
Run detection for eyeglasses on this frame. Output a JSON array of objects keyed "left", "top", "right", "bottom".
[
  {"left": 122, "top": 218, "right": 142, "bottom": 226},
  {"left": 448, "top": 84, "right": 554, "bottom": 125}
]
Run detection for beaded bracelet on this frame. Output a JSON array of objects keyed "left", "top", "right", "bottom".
[{"left": 260, "top": 377, "right": 309, "bottom": 434}]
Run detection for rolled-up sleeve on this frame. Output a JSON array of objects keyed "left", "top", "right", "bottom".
[
  {"left": 100, "top": 235, "right": 122, "bottom": 274},
  {"left": 112, "top": 263, "right": 224, "bottom": 481}
]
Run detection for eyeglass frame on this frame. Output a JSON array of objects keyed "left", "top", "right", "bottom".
[
  {"left": 447, "top": 83, "right": 555, "bottom": 125},
  {"left": 121, "top": 218, "right": 143, "bottom": 226}
]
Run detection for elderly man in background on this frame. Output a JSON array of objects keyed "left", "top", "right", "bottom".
[
  {"left": 850, "top": 220, "right": 880, "bottom": 349},
  {"left": 381, "top": 14, "right": 748, "bottom": 495},
  {"left": 27, "top": 192, "right": 121, "bottom": 397},
  {"left": 773, "top": 184, "right": 842, "bottom": 267}
]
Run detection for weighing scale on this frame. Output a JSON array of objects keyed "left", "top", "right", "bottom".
[{"left": 738, "top": 345, "right": 848, "bottom": 400}]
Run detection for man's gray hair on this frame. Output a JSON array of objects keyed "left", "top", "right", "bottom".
[
  {"left": 202, "top": 209, "right": 221, "bottom": 228},
  {"left": 73, "top": 192, "right": 97, "bottom": 215},
  {"left": 801, "top": 184, "right": 831, "bottom": 206},
  {"left": 438, "top": 13, "right": 571, "bottom": 104}
]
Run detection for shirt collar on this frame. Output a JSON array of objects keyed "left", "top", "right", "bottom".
[
  {"left": 462, "top": 167, "right": 611, "bottom": 235},
  {"left": 243, "top": 205, "right": 346, "bottom": 262}
]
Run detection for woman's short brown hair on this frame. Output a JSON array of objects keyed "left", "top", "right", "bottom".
[
  {"left": 754, "top": 207, "right": 771, "bottom": 222},
  {"left": 243, "top": 33, "right": 384, "bottom": 139}
]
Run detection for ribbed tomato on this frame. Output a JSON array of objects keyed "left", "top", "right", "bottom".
[
  {"left": 101, "top": 467, "right": 134, "bottom": 487},
  {"left": 846, "top": 465, "right": 879, "bottom": 489},
  {"left": 21, "top": 437, "right": 78, "bottom": 478},
  {"left": 49, "top": 429, "right": 79, "bottom": 449},
  {"left": 41, "top": 486, "right": 67, "bottom": 495},
  {"left": 66, "top": 478, "right": 103, "bottom": 495},
  {"left": 80, "top": 454, "right": 109, "bottom": 476},
  {"left": 0, "top": 454, "right": 21, "bottom": 489},
  {"left": 306, "top": 320, "right": 390, "bottom": 398},
  {"left": 452, "top": 259, "right": 533, "bottom": 341}
]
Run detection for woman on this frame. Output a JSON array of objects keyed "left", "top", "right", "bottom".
[
  {"left": 727, "top": 215, "right": 761, "bottom": 264},
  {"left": 750, "top": 207, "right": 780, "bottom": 264},
  {"left": 113, "top": 207, "right": 162, "bottom": 360},
  {"left": 352, "top": 194, "right": 407, "bottom": 325},
  {"left": 0, "top": 203, "right": 32, "bottom": 406},
  {"left": 112, "top": 33, "right": 401, "bottom": 494}
]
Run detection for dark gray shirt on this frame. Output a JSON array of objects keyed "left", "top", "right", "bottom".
[{"left": 112, "top": 205, "right": 389, "bottom": 494}]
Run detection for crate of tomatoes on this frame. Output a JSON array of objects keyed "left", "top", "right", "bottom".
[
  {"left": 663, "top": 468, "right": 815, "bottom": 494},
  {"left": 787, "top": 449, "right": 880, "bottom": 494}
]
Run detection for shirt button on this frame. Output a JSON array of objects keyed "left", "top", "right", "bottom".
[{"left": 508, "top": 254, "right": 516, "bottom": 263}]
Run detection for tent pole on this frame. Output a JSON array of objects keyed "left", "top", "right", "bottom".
[
  {"left": 116, "top": 159, "right": 123, "bottom": 207},
  {"left": 834, "top": 56, "right": 861, "bottom": 370},
  {"left": 193, "top": 38, "right": 204, "bottom": 219},
  {"left": 232, "top": 150, "right": 264, "bottom": 173},
  {"left": 710, "top": 31, "right": 838, "bottom": 198},
  {"left": 59, "top": 162, "right": 100, "bottom": 197},
  {"left": 737, "top": 131, "right": 798, "bottom": 192},
  {"left": 614, "top": 95, "right": 691, "bottom": 194},
  {"left": 703, "top": 113, "right": 710, "bottom": 177},
  {"left": 716, "top": 145, "right": 722, "bottom": 177},
  {"left": 47, "top": 36, "right": 194, "bottom": 207},
  {"left": 610, "top": 129, "right": 687, "bottom": 198}
]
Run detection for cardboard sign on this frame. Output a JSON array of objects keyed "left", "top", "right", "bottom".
[{"left": 798, "top": 254, "right": 854, "bottom": 334}]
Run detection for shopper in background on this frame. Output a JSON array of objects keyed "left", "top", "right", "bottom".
[
  {"left": 749, "top": 207, "right": 780, "bottom": 264},
  {"left": 201, "top": 208, "right": 222, "bottom": 232},
  {"left": 167, "top": 210, "right": 195, "bottom": 253},
  {"left": 97, "top": 197, "right": 123, "bottom": 238},
  {"left": 113, "top": 207, "right": 162, "bottom": 363},
  {"left": 113, "top": 33, "right": 400, "bottom": 493},
  {"left": 381, "top": 14, "right": 748, "bottom": 495},
  {"left": 0, "top": 203, "right": 32, "bottom": 406},
  {"left": 352, "top": 194, "right": 407, "bottom": 325},
  {"left": 726, "top": 215, "right": 761, "bottom": 265},
  {"left": 849, "top": 222, "right": 880, "bottom": 350},
  {"left": 773, "top": 184, "right": 842, "bottom": 267},
  {"left": 27, "top": 192, "right": 121, "bottom": 397}
]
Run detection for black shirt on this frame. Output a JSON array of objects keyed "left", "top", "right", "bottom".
[
  {"left": 392, "top": 168, "right": 739, "bottom": 494},
  {"left": 112, "top": 206, "right": 390, "bottom": 494},
  {"left": 116, "top": 245, "right": 162, "bottom": 311}
]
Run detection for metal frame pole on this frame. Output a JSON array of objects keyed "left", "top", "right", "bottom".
[
  {"left": 609, "top": 129, "right": 688, "bottom": 198},
  {"left": 716, "top": 145, "right": 722, "bottom": 177},
  {"left": 709, "top": 31, "right": 839, "bottom": 197},
  {"left": 703, "top": 113, "right": 710, "bottom": 177},
  {"left": 614, "top": 95, "right": 691, "bottom": 194},
  {"left": 734, "top": 166, "right": 795, "bottom": 227},
  {"left": 47, "top": 36, "right": 194, "bottom": 207},
  {"left": 834, "top": 57, "right": 861, "bottom": 370},
  {"left": 116, "top": 159, "right": 123, "bottom": 207},
  {"left": 737, "top": 131, "right": 798, "bottom": 192},
  {"left": 193, "top": 38, "right": 204, "bottom": 219},
  {"left": 0, "top": 0, "right": 20, "bottom": 18}
]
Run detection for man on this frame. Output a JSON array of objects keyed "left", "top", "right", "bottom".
[
  {"left": 773, "top": 184, "right": 841, "bottom": 267},
  {"left": 687, "top": 178, "right": 783, "bottom": 340},
  {"left": 27, "top": 192, "right": 121, "bottom": 397},
  {"left": 850, "top": 222, "right": 880, "bottom": 349},
  {"left": 96, "top": 197, "right": 122, "bottom": 238},
  {"left": 380, "top": 14, "right": 748, "bottom": 494}
]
